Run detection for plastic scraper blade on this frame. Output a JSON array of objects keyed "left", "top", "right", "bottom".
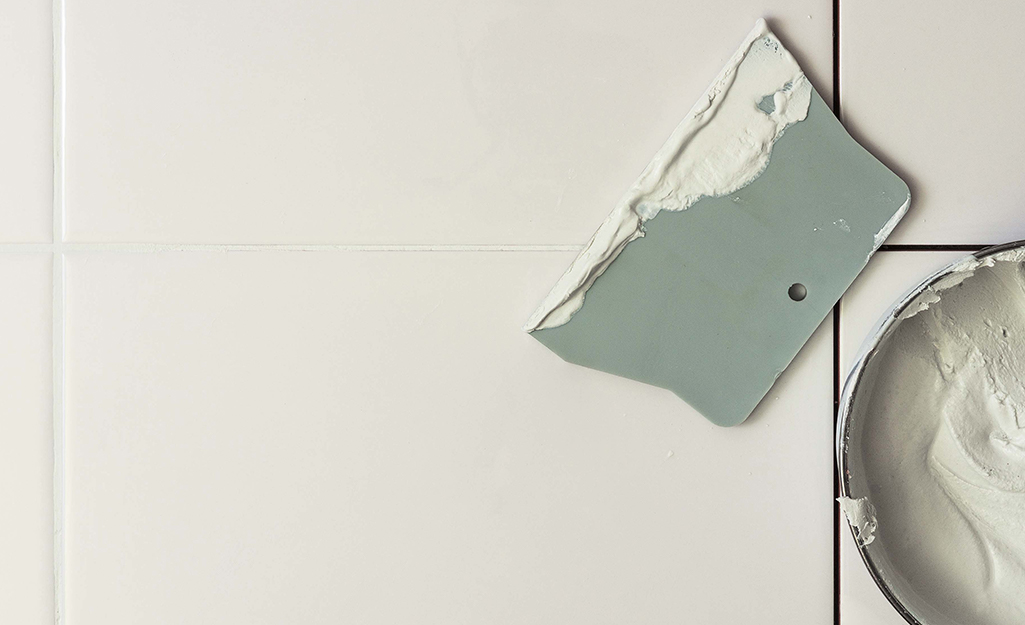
[{"left": 523, "top": 19, "right": 909, "bottom": 427}]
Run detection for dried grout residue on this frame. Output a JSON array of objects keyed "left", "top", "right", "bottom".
[
  {"left": 871, "top": 198, "right": 911, "bottom": 256},
  {"left": 837, "top": 496, "right": 877, "bottom": 546},
  {"left": 524, "top": 19, "right": 811, "bottom": 332}
]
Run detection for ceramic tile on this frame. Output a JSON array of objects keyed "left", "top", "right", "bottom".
[
  {"left": 65, "top": 251, "right": 833, "bottom": 624},
  {"left": 0, "top": 0, "right": 52, "bottom": 242},
  {"left": 837, "top": 251, "right": 965, "bottom": 625},
  {"left": 0, "top": 254, "right": 53, "bottom": 623},
  {"left": 64, "top": 1, "right": 832, "bottom": 244},
  {"left": 841, "top": 1, "right": 1025, "bottom": 245}
]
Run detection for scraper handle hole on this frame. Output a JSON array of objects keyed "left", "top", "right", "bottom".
[{"left": 788, "top": 283, "right": 807, "bottom": 302}]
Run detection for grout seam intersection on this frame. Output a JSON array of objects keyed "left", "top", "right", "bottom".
[{"left": 0, "top": 243, "right": 583, "bottom": 253}]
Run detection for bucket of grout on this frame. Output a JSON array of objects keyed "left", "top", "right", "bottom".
[{"left": 837, "top": 240, "right": 1025, "bottom": 625}]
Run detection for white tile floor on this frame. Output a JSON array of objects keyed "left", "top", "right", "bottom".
[
  {"left": 0, "top": 0, "right": 52, "bottom": 242},
  {"left": 63, "top": 0, "right": 832, "bottom": 244},
  {"left": 841, "top": 0, "right": 1025, "bottom": 245},
  {"left": 3, "top": 1, "right": 1020, "bottom": 623},
  {"left": 64, "top": 252, "right": 832, "bottom": 624},
  {"left": 0, "top": 255, "right": 53, "bottom": 624}
]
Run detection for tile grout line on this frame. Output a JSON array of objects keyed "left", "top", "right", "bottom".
[
  {"left": 833, "top": 301, "right": 842, "bottom": 625},
  {"left": 832, "top": 0, "right": 842, "bottom": 623},
  {"left": 59, "top": 243, "right": 584, "bottom": 252},
  {"left": 0, "top": 241, "right": 1005, "bottom": 254},
  {"left": 0, "top": 242, "right": 1002, "bottom": 254},
  {"left": 0, "top": 243, "right": 584, "bottom": 253},
  {"left": 52, "top": 0, "right": 66, "bottom": 622},
  {"left": 878, "top": 244, "right": 991, "bottom": 252}
]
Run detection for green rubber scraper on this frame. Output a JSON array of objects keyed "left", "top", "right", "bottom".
[{"left": 524, "top": 19, "right": 910, "bottom": 427}]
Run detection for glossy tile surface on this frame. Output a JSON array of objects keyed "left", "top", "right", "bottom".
[
  {"left": 64, "top": 3, "right": 832, "bottom": 244},
  {"left": 65, "top": 251, "right": 834, "bottom": 624},
  {"left": 0, "top": 255, "right": 53, "bottom": 623},
  {"left": 838, "top": 251, "right": 966, "bottom": 625},
  {"left": 841, "top": 0, "right": 1025, "bottom": 245},
  {"left": 0, "top": 0, "right": 52, "bottom": 242},
  {"left": 22, "top": 3, "right": 1024, "bottom": 623}
]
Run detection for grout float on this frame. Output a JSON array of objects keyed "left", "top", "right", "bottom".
[{"left": 524, "top": 19, "right": 811, "bottom": 332}]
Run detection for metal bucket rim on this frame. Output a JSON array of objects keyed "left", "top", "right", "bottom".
[{"left": 835, "top": 239, "right": 1025, "bottom": 625}]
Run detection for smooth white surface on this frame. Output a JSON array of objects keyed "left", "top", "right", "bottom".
[
  {"left": 65, "top": 252, "right": 834, "bottom": 625},
  {"left": 839, "top": 251, "right": 964, "bottom": 625},
  {"left": 0, "top": 255, "right": 53, "bottom": 624},
  {"left": 0, "top": 0, "right": 52, "bottom": 242},
  {"left": 841, "top": 0, "right": 1025, "bottom": 245},
  {"left": 64, "top": 1, "right": 832, "bottom": 244}
]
